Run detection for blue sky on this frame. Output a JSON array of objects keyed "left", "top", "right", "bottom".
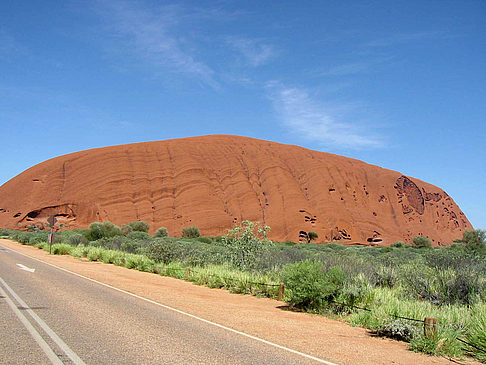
[{"left": 1, "top": 0, "right": 485, "bottom": 229}]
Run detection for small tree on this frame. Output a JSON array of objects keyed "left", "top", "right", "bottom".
[
  {"left": 454, "top": 229, "right": 486, "bottom": 248},
  {"left": 307, "top": 231, "right": 318, "bottom": 243},
  {"left": 412, "top": 236, "right": 432, "bottom": 248},
  {"left": 182, "top": 226, "right": 200, "bottom": 238},
  {"left": 222, "top": 220, "right": 272, "bottom": 269},
  {"left": 153, "top": 227, "right": 168, "bottom": 238}
]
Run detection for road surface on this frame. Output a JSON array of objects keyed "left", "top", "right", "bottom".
[{"left": 0, "top": 244, "right": 331, "bottom": 365}]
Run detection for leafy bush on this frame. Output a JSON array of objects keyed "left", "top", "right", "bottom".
[
  {"left": 67, "top": 233, "right": 88, "bottom": 246},
  {"left": 282, "top": 260, "right": 346, "bottom": 311},
  {"left": 454, "top": 229, "right": 486, "bottom": 247},
  {"left": 145, "top": 239, "right": 179, "bottom": 264},
  {"left": 222, "top": 220, "right": 272, "bottom": 270},
  {"left": 182, "top": 226, "right": 201, "bottom": 238},
  {"left": 413, "top": 236, "right": 432, "bottom": 248},
  {"left": 391, "top": 241, "right": 404, "bottom": 248},
  {"left": 86, "top": 222, "right": 122, "bottom": 240},
  {"left": 126, "top": 221, "right": 150, "bottom": 233},
  {"left": 153, "top": 227, "right": 168, "bottom": 238}
]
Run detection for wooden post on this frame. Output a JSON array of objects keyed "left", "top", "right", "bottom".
[
  {"left": 424, "top": 317, "right": 437, "bottom": 337},
  {"left": 185, "top": 268, "right": 191, "bottom": 278},
  {"left": 278, "top": 283, "right": 285, "bottom": 301}
]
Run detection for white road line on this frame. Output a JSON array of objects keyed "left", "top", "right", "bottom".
[
  {"left": 17, "top": 263, "right": 35, "bottom": 272},
  {"left": 0, "top": 276, "right": 86, "bottom": 365},
  {"left": 5, "top": 245, "right": 338, "bottom": 365},
  {"left": 0, "top": 282, "right": 63, "bottom": 365}
]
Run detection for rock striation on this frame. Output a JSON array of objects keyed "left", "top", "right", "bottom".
[{"left": 0, "top": 135, "right": 472, "bottom": 245}]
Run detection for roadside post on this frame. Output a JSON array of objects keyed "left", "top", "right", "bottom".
[
  {"left": 278, "top": 283, "right": 285, "bottom": 301},
  {"left": 47, "top": 215, "right": 57, "bottom": 254},
  {"left": 424, "top": 317, "right": 437, "bottom": 338}
]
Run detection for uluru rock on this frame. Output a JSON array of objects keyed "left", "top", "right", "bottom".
[{"left": 0, "top": 135, "right": 472, "bottom": 245}]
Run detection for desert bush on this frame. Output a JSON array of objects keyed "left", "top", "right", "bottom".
[
  {"left": 124, "top": 254, "right": 155, "bottom": 272},
  {"left": 391, "top": 241, "right": 404, "bottom": 248},
  {"left": 196, "top": 236, "right": 212, "bottom": 244},
  {"left": 145, "top": 239, "right": 180, "bottom": 264},
  {"left": 222, "top": 220, "right": 272, "bottom": 270},
  {"left": 70, "top": 245, "right": 90, "bottom": 258},
  {"left": 67, "top": 232, "right": 88, "bottom": 246},
  {"left": 370, "top": 266, "right": 398, "bottom": 288},
  {"left": 14, "top": 232, "right": 32, "bottom": 244},
  {"left": 126, "top": 221, "right": 150, "bottom": 233},
  {"left": 51, "top": 243, "right": 73, "bottom": 255},
  {"left": 86, "top": 222, "right": 122, "bottom": 240},
  {"left": 0, "top": 228, "right": 11, "bottom": 237},
  {"left": 454, "top": 229, "right": 486, "bottom": 247},
  {"left": 87, "top": 247, "right": 104, "bottom": 261},
  {"left": 28, "top": 231, "right": 48, "bottom": 245},
  {"left": 413, "top": 236, "right": 432, "bottom": 248},
  {"left": 153, "top": 227, "right": 168, "bottom": 238},
  {"left": 126, "top": 231, "right": 150, "bottom": 240},
  {"left": 281, "top": 260, "right": 346, "bottom": 311},
  {"left": 182, "top": 226, "right": 201, "bottom": 238},
  {"left": 376, "top": 319, "right": 417, "bottom": 342}
]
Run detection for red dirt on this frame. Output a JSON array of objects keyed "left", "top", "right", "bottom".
[{"left": 0, "top": 135, "right": 472, "bottom": 245}]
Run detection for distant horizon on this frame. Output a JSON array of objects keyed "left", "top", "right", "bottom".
[{"left": 1, "top": 1, "right": 484, "bottom": 229}]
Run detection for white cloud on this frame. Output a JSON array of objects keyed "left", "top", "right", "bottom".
[
  {"left": 267, "top": 82, "right": 383, "bottom": 149},
  {"left": 95, "top": 1, "right": 218, "bottom": 88},
  {"left": 227, "top": 38, "right": 277, "bottom": 67}
]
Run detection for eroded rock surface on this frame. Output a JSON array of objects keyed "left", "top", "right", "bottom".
[{"left": 0, "top": 135, "right": 472, "bottom": 245}]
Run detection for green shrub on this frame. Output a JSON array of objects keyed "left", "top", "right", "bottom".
[
  {"left": 376, "top": 319, "right": 417, "bottom": 342},
  {"left": 71, "top": 245, "right": 90, "bottom": 258},
  {"left": 120, "top": 239, "right": 144, "bottom": 254},
  {"left": 391, "top": 241, "right": 404, "bottom": 248},
  {"left": 153, "top": 227, "right": 168, "bottom": 238},
  {"left": 16, "top": 232, "right": 32, "bottom": 244},
  {"left": 182, "top": 226, "right": 201, "bottom": 238},
  {"left": 454, "top": 229, "right": 486, "bottom": 247},
  {"left": 87, "top": 222, "right": 122, "bottom": 240},
  {"left": 222, "top": 221, "right": 272, "bottom": 270},
  {"left": 197, "top": 236, "right": 212, "bottom": 244},
  {"left": 68, "top": 233, "right": 88, "bottom": 246},
  {"left": 51, "top": 243, "right": 73, "bottom": 255},
  {"left": 145, "top": 239, "right": 179, "bottom": 264},
  {"left": 281, "top": 260, "right": 346, "bottom": 311},
  {"left": 413, "top": 236, "right": 432, "bottom": 248},
  {"left": 87, "top": 247, "right": 104, "bottom": 261},
  {"left": 126, "top": 221, "right": 150, "bottom": 233},
  {"left": 126, "top": 231, "right": 150, "bottom": 240}
]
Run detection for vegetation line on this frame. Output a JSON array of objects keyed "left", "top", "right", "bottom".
[{"left": 1, "top": 222, "right": 485, "bottom": 362}]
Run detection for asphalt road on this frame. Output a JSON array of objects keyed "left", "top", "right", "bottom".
[{"left": 0, "top": 245, "right": 330, "bottom": 365}]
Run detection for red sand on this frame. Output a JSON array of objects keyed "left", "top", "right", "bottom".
[{"left": 0, "top": 135, "right": 472, "bottom": 245}]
